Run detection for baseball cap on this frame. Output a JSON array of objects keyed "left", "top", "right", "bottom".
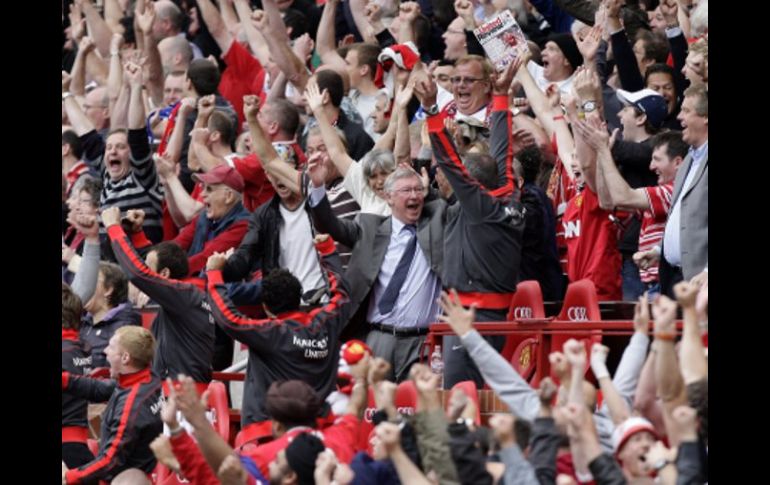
[
  {"left": 616, "top": 88, "right": 668, "bottom": 130},
  {"left": 193, "top": 163, "right": 245, "bottom": 192}
]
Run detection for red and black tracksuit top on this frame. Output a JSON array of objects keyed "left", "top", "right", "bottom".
[
  {"left": 61, "top": 368, "right": 163, "bottom": 484},
  {"left": 428, "top": 95, "right": 525, "bottom": 312},
  {"left": 62, "top": 329, "right": 92, "bottom": 440},
  {"left": 107, "top": 224, "right": 215, "bottom": 383},
  {"left": 206, "top": 237, "right": 352, "bottom": 424}
]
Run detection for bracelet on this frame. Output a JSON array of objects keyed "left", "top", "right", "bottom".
[
  {"left": 654, "top": 332, "right": 677, "bottom": 341},
  {"left": 62, "top": 91, "right": 74, "bottom": 102},
  {"left": 553, "top": 115, "right": 565, "bottom": 121},
  {"left": 168, "top": 425, "right": 184, "bottom": 436}
]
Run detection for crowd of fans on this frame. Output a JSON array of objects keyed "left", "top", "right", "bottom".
[{"left": 61, "top": 0, "right": 708, "bottom": 483}]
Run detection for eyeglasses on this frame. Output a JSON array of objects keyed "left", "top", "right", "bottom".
[
  {"left": 450, "top": 76, "right": 486, "bottom": 86},
  {"left": 392, "top": 187, "right": 424, "bottom": 196}
]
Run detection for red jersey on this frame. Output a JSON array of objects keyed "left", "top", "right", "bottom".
[
  {"left": 562, "top": 186, "right": 622, "bottom": 301},
  {"left": 548, "top": 161, "right": 578, "bottom": 275},
  {"left": 219, "top": 41, "right": 266, "bottom": 128},
  {"left": 243, "top": 414, "right": 359, "bottom": 478},
  {"left": 638, "top": 183, "right": 673, "bottom": 283}
]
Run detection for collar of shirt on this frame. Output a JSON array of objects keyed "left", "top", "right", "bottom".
[
  {"left": 391, "top": 217, "right": 418, "bottom": 237},
  {"left": 688, "top": 141, "right": 708, "bottom": 163}
]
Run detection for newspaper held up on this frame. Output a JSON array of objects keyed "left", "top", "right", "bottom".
[{"left": 473, "top": 10, "right": 530, "bottom": 72}]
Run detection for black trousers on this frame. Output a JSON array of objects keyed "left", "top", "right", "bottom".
[{"left": 443, "top": 308, "right": 507, "bottom": 389}]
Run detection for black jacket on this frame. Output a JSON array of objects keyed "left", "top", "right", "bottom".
[
  {"left": 207, "top": 237, "right": 351, "bottom": 424},
  {"left": 80, "top": 303, "right": 142, "bottom": 368},
  {"left": 62, "top": 330, "right": 92, "bottom": 429},
  {"left": 587, "top": 453, "right": 627, "bottom": 485},
  {"left": 448, "top": 422, "right": 494, "bottom": 485},
  {"left": 62, "top": 368, "right": 163, "bottom": 484},
  {"left": 528, "top": 417, "right": 564, "bottom": 485},
  {"left": 108, "top": 224, "right": 215, "bottom": 383}
]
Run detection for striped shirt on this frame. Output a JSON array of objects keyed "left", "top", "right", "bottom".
[
  {"left": 84, "top": 129, "right": 164, "bottom": 242},
  {"left": 638, "top": 183, "right": 674, "bottom": 282},
  {"left": 326, "top": 178, "right": 360, "bottom": 270}
]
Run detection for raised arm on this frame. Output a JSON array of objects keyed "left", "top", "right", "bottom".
[
  {"left": 135, "top": 1, "right": 164, "bottom": 107},
  {"left": 563, "top": 339, "right": 592, "bottom": 479},
  {"left": 377, "top": 422, "right": 433, "bottom": 485},
  {"left": 81, "top": 0, "right": 116, "bottom": 58},
  {"left": 590, "top": 345, "right": 630, "bottom": 425},
  {"left": 198, "top": 0, "right": 235, "bottom": 53},
  {"left": 396, "top": 2, "right": 421, "bottom": 44},
  {"left": 155, "top": 152, "right": 204, "bottom": 227},
  {"left": 125, "top": 61, "right": 147, "bottom": 130},
  {"left": 651, "top": 295, "right": 689, "bottom": 447},
  {"left": 70, "top": 37, "right": 97, "bottom": 96},
  {"left": 517, "top": 60, "right": 576, "bottom": 180},
  {"left": 316, "top": 0, "right": 348, "bottom": 70},
  {"left": 242, "top": 95, "right": 301, "bottom": 193},
  {"left": 673, "top": 282, "right": 708, "bottom": 385},
  {"left": 107, "top": 34, "right": 125, "bottom": 113},
  {"left": 165, "top": 97, "right": 198, "bottom": 163},
  {"left": 252, "top": 2, "right": 310, "bottom": 91},
  {"left": 305, "top": 80, "right": 357, "bottom": 175},
  {"left": 64, "top": 77, "right": 99, "bottom": 142},
  {"left": 233, "top": 0, "right": 271, "bottom": 66},
  {"left": 563, "top": 403, "right": 627, "bottom": 485},
  {"left": 349, "top": 0, "right": 377, "bottom": 44},
  {"left": 393, "top": 80, "right": 415, "bottom": 166}
]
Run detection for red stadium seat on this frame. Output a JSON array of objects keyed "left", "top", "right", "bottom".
[
  {"left": 447, "top": 381, "right": 481, "bottom": 425},
  {"left": 206, "top": 381, "right": 230, "bottom": 443},
  {"left": 394, "top": 380, "right": 418, "bottom": 415},
  {"left": 510, "top": 337, "right": 539, "bottom": 383},
  {"left": 551, "top": 279, "right": 602, "bottom": 375},
  {"left": 502, "top": 281, "right": 548, "bottom": 360},
  {"left": 234, "top": 421, "right": 274, "bottom": 450}
]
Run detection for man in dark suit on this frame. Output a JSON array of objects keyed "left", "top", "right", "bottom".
[
  {"left": 309, "top": 165, "right": 445, "bottom": 382},
  {"left": 648, "top": 84, "right": 708, "bottom": 296}
]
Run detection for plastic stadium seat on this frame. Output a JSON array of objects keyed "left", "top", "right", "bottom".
[
  {"left": 358, "top": 380, "right": 419, "bottom": 453},
  {"left": 551, "top": 279, "right": 602, "bottom": 374},
  {"left": 206, "top": 381, "right": 230, "bottom": 443},
  {"left": 500, "top": 281, "right": 547, "bottom": 376},
  {"left": 447, "top": 381, "right": 481, "bottom": 425},
  {"left": 510, "top": 337, "right": 539, "bottom": 383},
  {"left": 234, "top": 421, "right": 273, "bottom": 450}
]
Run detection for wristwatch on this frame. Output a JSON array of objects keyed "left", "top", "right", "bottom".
[
  {"left": 653, "top": 458, "right": 673, "bottom": 472},
  {"left": 423, "top": 104, "right": 440, "bottom": 116},
  {"left": 512, "top": 107, "right": 522, "bottom": 117},
  {"left": 581, "top": 100, "right": 597, "bottom": 113}
]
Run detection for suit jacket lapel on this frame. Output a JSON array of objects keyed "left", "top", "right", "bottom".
[
  {"left": 681, "top": 154, "right": 707, "bottom": 199},
  {"left": 372, "top": 217, "right": 392, "bottom": 273},
  {"left": 671, "top": 153, "right": 693, "bottom": 203}
]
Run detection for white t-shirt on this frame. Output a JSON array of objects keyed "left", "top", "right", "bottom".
[
  {"left": 526, "top": 60, "right": 575, "bottom": 99},
  {"left": 278, "top": 203, "right": 325, "bottom": 299},
  {"left": 343, "top": 162, "right": 391, "bottom": 216},
  {"left": 349, "top": 89, "right": 384, "bottom": 140}
]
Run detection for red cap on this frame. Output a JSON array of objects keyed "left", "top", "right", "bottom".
[{"left": 193, "top": 163, "right": 245, "bottom": 193}]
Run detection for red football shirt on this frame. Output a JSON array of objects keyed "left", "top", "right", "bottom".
[
  {"left": 638, "top": 183, "right": 673, "bottom": 283},
  {"left": 219, "top": 41, "right": 266, "bottom": 128},
  {"left": 562, "top": 186, "right": 622, "bottom": 301},
  {"left": 243, "top": 414, "right": 359, "bottom": 478}
]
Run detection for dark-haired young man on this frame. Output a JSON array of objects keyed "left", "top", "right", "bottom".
[
  {"left": 301, "top": 69, "right": 374, "bottom": 160},
  {"left": 102, "top": 207, "right": 216, "bottom": 389},
  {"left": 205, "top": 234, "right": 352, "bottom": 443}
]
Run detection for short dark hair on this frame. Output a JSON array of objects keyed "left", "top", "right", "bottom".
[
  {"left": 264, "top": 380, "right": 322, "bottom": 427},
  {"left": 208, "top": 110, "right": 237, "bottom": 151},
  {"left": 644, "top": 63, "right": 675, "bottom": 85},
  {"left": 100, "top": 262, "right": 129, "bottom": 308},
  {"left": 62, "top": 130, "right": 83, "bottom": 160},
  {"left": 634, "top": 29, "right": 669, "bottom": 64},
  {"left": 62, "top": 283, "right": 83, "bottom": 330},
  {"left": 150, "top": 242, "right": 189, "bottom": 279},
  {"left": 282, "top": 9, "right": 309, "bottom": 40},
  {"left": 314, "top": 70, "right": 344, "bottom": 108},
  {"left": 349, "top": 43, "right": 382, "bottom": 80},
  {"left": 187, "top": 59, "right": 221, "bottom": 96},
  {"left": 516, "top": 146, "right": 544, "bottom": 184},
  {"left": 514, "top": 419, "right": 532, "bottom": 450},
  {"left": 267, "top": 98, "right": 301, "bottom": 138},
  {"left": 262, "top": 269, "right": 302, "bottom": 314},
  {"left": 650, "top": 131, "right": 688, "bottom": 159},
  {"left": 463, "top": 152, "right": 500, "bottom": 190}
]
